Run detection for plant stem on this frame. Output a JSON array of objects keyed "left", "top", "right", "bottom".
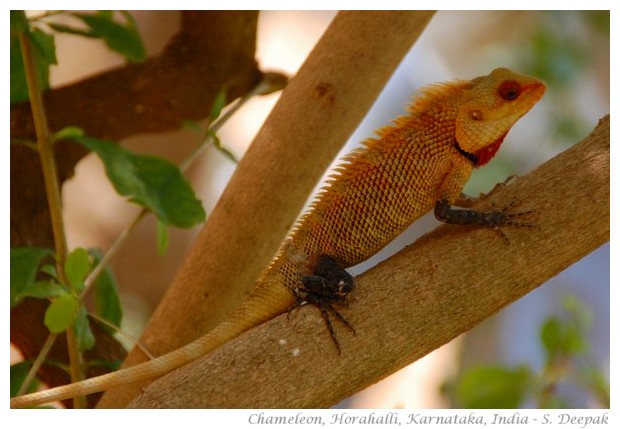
[
  {"left": 18, "top": 33, "right": 68, "bottom": 270},
  {"left": 180, "top": 75, "right": 282, "bottom": 171},
  {"left": 87, "top": 314, "right": 155, "bottom": 359},
  {"left": 65, "top": 328, "right": 86, "bottom": 408},
  {"left": 17, "top": 334, "right": 57, "bottom": 396},
  {"left": 20, "top": 29, "right": 84, "bottom": 407},
  {"left": 81, "top": 209, "right": 147, "bottom": 298}
]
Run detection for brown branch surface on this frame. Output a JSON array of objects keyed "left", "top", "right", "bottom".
[
  {"left": 129, "top": 116, "right": 610, "bottom": 408},
  {"left": 99, "top": 11, "right": 436, "bottom": 408}
]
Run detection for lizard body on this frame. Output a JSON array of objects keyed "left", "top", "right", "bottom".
[{"left": 11, "top": 67, "right": 545, "bottom": 408}]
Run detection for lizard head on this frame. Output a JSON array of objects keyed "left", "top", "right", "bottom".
[{"left": 455, "top": 67, "right": 546, "bottom": 166}]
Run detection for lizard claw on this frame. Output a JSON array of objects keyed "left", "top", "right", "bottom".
[
  {"left": 288, "top": 255, "right": 356, "bottom": 353},
  {"left": 491, "top": 198, "right": 539, "bottom": 228},
  {"left": 487, "top": 198, "right": 539, "bottom": 243}
]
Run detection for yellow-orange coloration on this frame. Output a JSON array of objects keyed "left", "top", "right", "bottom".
[{"left": 11, "top": 68, "right": 545, "bottom": 408}]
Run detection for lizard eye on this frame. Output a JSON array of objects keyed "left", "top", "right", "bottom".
[{"left": 499, "top": 80, "right": 522, "bottom": 101}]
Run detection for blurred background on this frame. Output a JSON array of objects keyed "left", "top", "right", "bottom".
[{"left": 40, "top": 11, "right": 609, "bottom": 408}]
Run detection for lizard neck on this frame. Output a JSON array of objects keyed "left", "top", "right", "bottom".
[
  {"left": 453, "top": 138, "right": 479, "bottom": 166},
  {"left": 454, "top": 132, "right": 507, "bottom": 168}
]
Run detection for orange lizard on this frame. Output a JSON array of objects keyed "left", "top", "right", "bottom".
[{"left": 11, "top": 67, "right": 545, "bottom": 408}]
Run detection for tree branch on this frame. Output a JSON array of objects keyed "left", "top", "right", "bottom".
[
  {"left": 129, "top": 115, "right": 609, "bottom": 408},
  {"left": 98, "top": 10, "right": 436, "bottom": 408}
]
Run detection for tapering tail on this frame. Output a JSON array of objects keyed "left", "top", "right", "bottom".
[{"left": 11, "top": 282, "right": 294, "bottom": 408}]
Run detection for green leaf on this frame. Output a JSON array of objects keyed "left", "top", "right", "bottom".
[
  {"left": 72, "top": 11, "right": 146, "bottom": 63},
  {"left": 90, "top": 250, "right": 123, "bottom": 331},
  {"left": 563, "top": 294, "right": 593, "bottom": 332},
  {"left": 44, "top": 294, "right": 80, "bottom": 333},
  {"left": 181, "top": 119, "right": 204, "bottom": 135},
  {"left": 156, "top": 218, "right": 170, "bottom": 255},
  {"left": 10, "top": 26, "right": 56, "bottom": 104},
  {"left": 453, "top": 366, "right": 532, "bottom": 408},
  {"left": 540, "top": 317, "right": 562, "bottom": 355},
  {"left": 210, "top": 88, "right": 227, "bottom": 121},
  {"left": 541, "top": 316, "right": 586, "bottom": 360},
  {"left": 11, "top": 361, "right": 39, "bottom": 397},
  {"left": 10, "top": 10, "right": 29, "bottom": 35},
  {"left": 10, "top": 247, "right": 53, "bottom": 307},
  {"left": 72, "top": 136, "right": 206, "bottom": 228},
  {"left": 74, "top": 304, "right": 95, "bottom": 351},
  {"left": 30, "top": 29, "right": 57, "bottom": 65},
  {"left": 40, "top": 263, "right": 59, "bottom": 280},
  {"left": 52, "top": 126, "right": 85, "bottom": 142},
  {"left": 65, "top": 247, "right": 92, "bottom": 292},
  {"left": 19, "top": 280, "right": 67, "bottom": 300}
]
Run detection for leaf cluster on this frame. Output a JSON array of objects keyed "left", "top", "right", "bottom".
[
  {"left": 10, "top": 10, "right": 145, "bottom": 105},
  {"left": 10, "top": 10, "right": 224, "bottom": 401},
  {"left": 443, "top": 296, "right": 609, "bottom": 408}
]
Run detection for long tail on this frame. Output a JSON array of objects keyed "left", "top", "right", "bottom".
[{"left": 11, "top": 283, "right": 294, "bottom": 408}]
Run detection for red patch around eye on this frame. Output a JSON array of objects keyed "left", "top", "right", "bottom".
[
  {"left": 475, "top": 133, "right": 507, "bottom": 166},
  {"left": 499, "top": 80, "right": 522, "bottom": 101}
]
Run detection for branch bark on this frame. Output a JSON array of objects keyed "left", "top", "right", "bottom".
[
  {"left": 129, "top": 115, "right": 609, "bottom": 408},
  {"left": 99, "top": 10, "right": 437, "bottom": 408}
]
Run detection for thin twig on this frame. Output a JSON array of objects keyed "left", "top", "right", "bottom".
[
  {"left": 87, "top": 314, "right": 155, "bottom": 360},
  {"left": 81, "top": 210, "right": 147, "bottom": 299},
  {"left": 18, "top": 32, "right": 67, "bottom": 266},
  {"left": 180, "top": 75, "right": 283, "bottom": 171},
  {"left": 17, "top": 334, "right": 58, "bottom": 396},
  {"left": 64, "top": 328, "right": 85, "bottom": 408}
]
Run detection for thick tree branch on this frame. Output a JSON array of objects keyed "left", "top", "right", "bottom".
[
  {"left": 129, "top": 115, "right": 609, "bottom": 408},
  {"left": 99, "top": 11, "right": 436, "bottom": 408}
]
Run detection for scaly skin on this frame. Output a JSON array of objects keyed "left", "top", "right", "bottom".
[{"left": 11, "top": 67, "right": 545, "bottom": 408}]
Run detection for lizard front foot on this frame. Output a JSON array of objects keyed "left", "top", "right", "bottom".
[
  {"left": 434, "top": 197, "right": 538, "bottom": 242},
  {"left": 434, "top": 197, "right": 537, "bottom": 228}
]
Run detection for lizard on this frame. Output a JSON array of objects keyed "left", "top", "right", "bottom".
[{"left": 10, "top": 67, "right": 545, "bottom": 408}]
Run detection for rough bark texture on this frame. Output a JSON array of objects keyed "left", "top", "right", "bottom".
[
  {"left": 129, "top": 115, "right": 609, "bottom": 408},
  {"left": 99, "top": 11, "right": 436, "bottom": 408},
  {"left": 10, "top": 11, "right": 262, "bottom": 406}
]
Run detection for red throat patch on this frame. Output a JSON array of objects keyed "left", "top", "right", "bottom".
[{"left": 475, "top": 132, "right": 507, "bottom": 167}]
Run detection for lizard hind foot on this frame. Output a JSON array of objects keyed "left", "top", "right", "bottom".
[
  {"left": 290, "top": 254, "right": 356, "bottom": 354},
  {"left": 317, "top": 302, "right": 356, "bottom": 355},
  {"left": 294, "top": 292, "right": 356, "bottom": 355}
]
